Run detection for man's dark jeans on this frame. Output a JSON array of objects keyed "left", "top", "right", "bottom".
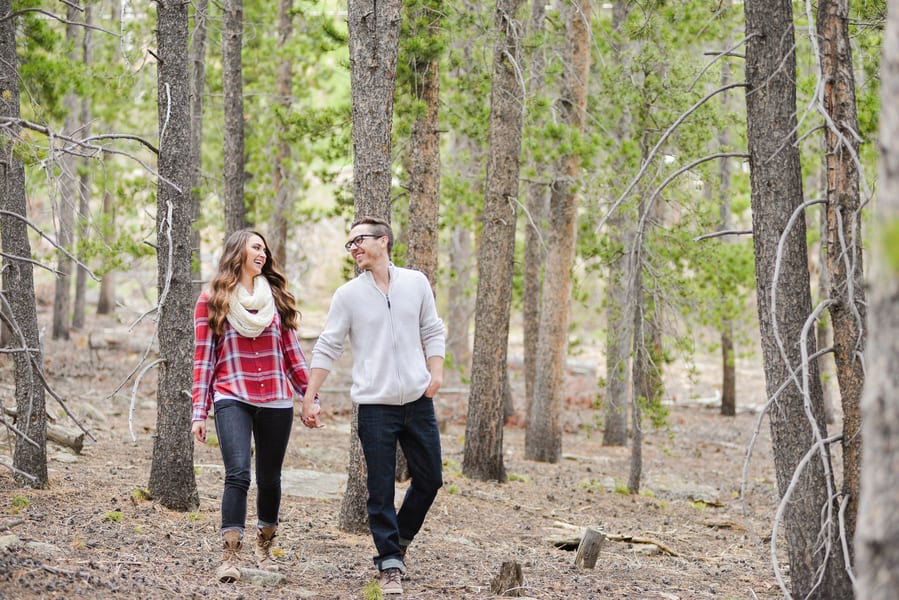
[
  {"left": 214, "top": 398, "right": 293, "bottom": 533},
  {"left": 358, "top": 396, "right": 443, "bottom": 572}
]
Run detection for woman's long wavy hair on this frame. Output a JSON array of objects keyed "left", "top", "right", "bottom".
[{"left": 206, "top": 229, "right": 300, "bottom": 336}]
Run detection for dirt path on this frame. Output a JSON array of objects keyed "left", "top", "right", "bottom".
[{"left": 0, "top": 317, "right": 784, "bottom": 599}]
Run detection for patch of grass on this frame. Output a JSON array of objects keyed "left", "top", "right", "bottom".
[
  {"left": 272, "top": 547, "right": 287, "bottom": 558},
  {"left": 362, "top": 579, "right": 383, "bottom": 600},
  {"left": 103, "top": 510, "right": 123, "bottom": 523},
  {"left": 206, "top": 433, "right": 219, "bottom": 448},
  {"left": 133, "top": 525, "right": 145, "bottom": 534},
  {"left": 614, "top": 482, "right": 631, "bottom": 495},
  {"left": 188, "top": 511, "right": 201, "bottom": 522},
  {"left": 442, "top": 458, "right": 459, "bottom": 469},
  {"left": 508, "top": 473, "right": 531, "bottom": 483},
  {"left": 10, "top": 494, "right": 29, "bottom": 513},
  {"left": 446, "top": 484, "right": 461, "bottom": 495},
  {"left": 131, "top": 488, "right": 151, "bottom": 503}
]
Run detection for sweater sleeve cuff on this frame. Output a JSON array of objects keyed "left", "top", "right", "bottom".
[{"left": 310, "top": 353, "right": 335, "bottom": 371}]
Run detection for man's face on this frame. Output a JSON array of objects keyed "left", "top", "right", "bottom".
[{"left": 346, "top": 226, "right": 386, "bottom": 270}]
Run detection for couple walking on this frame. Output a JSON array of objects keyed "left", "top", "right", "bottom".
[{"left": 190, "top": 217, "right": 445, "bottom": 595}]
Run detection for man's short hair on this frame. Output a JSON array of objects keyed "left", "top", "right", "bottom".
[{"left": 351, "top": 216, "right": 394, "bottom": 253}]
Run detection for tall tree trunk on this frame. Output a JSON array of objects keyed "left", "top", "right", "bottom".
[
  {"left": 189, "top": 0, "right": 209, "bottom": 298},
  {"left": 51, "top": 7, "right": 81, "bottom": 340},
  {"left": 341, "top": 0, "right": 403, "bottom": 534},
  {"left": 743, "top": 0, "right": 850, "bottom": 596},
  {"left": 72, "top": 3, "right": 94, "bottom": 330},
  {"left": 96, "top": 182, "right": 115, "bottom": 315},
  {"left": 271, "top": 0, "right": 294, "bottom": 268},
  {"left": 602, "top": 0, "right": 634, "bottom": 446},
  {"left": 223, "top": 0, "right": 247, "bottom": 235},
  {"left": 401, "top": 1, "right": 443, "bottom": 482},
  {"left": 856, "top": 3, "right": 899, "bottom": 593},
  {"left": 405, "top": 65, "right": 440, "bottom": 286},
  {"left": 717, "top": 57, "right": 736, "bottom": 417},
  {"left": 462, "top": 0, "right": 525, "bottom": 482},
  {"left": 148, "top": 0, "right": 200, "bottom": 512},
  {"left": 627, "top": 235, "right": 645, "bottom": 493},
  {"left": 446, "top": 210, "right": 474, "bottom": 381},
  {"left": 818, "top": 0, "right": 865, "bottom": 551},
  {"left": 522, "top": 0, "right": 548, "bottom": 409},
  {"left": 0, "top": 0, "right": 48, "bottom": 488},
  {"left": 526, "top": 0, "right": 591, "bottom": 463}
]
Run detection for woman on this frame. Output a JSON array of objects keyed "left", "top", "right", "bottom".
[{"left": 191, "top": 229, "right": 314, "bottom": 583}]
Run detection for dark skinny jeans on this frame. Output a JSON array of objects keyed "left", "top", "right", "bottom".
[
  {"left": 214, "top": 398, "right": 293, "bottom": 534},
  {"left": 357, "top": 395, "right": 443, "bottom": 572}
]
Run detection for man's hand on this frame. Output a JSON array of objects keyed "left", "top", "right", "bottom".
[
  {"left": 301, "top": 395, "right": 324, "bottom": 428},
  {"left": 425, "top": 355, "right": 444, "bottom": 398}
]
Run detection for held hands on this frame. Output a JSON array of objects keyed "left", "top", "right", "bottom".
[
  {"left": 301, "top": 395, "right": 324, "bottom": 429},
  {"left": 191, "top": 420, "right": 207, "bottom": 444}
]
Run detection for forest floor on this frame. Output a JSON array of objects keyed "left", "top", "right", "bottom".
[{"left": 0, "top": 311, "right": 794, "bottom": 599}]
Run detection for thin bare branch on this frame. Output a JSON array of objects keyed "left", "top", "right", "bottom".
[
  {"left": 0, "top": 293, "right": 97, "bottom": 443},
  {"left": 0, "top": 251, "right": 64, "bottom": 275},
  {"left": 594, "top": 83, "right": 748, "bottom": 234},
  {"left": 0, "top": 116, "right": 158, "bottom": 154},
  {"left": 0, "top": 8, "right": 118, "bottom": 36},
  {"left": 128, "top": 358, "right": 164, "bottom": 443},
  {"left": 690, "top": 36, "right": 753, "bottom": 92},
  {"left": 694, "top": 229, "right": 753, "bottom": 242},
  {"left": 0, "top": 459, "right": 38, "bottom": 483},
  {"left": 0, "top": 210, "right": 99, "bottom": 282},
  {"left": 107, "top": 201, "right": 174, "bottom": 399}
]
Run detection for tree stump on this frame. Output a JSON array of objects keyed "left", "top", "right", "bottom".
[
  {"left": 490, "top": 560, "right": 523, "bottom": 596},
  {"left": 574, "top": 526, "right": 606, "bottom": 569}
]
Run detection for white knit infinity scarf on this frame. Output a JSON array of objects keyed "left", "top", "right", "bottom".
[{"left": 226, "top": 275, "right": 275, "bottom": 337}]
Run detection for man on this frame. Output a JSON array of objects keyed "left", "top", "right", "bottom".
[{"left": 301, "top": 216, "right": 445, "bottom": 596}]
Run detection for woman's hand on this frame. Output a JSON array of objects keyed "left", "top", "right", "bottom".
[
  {"left": 191, "top": 419, "right": 207, "bottom": 443},
  {"left": 301, "top": 396, "right": 324, "bottom": 429}
]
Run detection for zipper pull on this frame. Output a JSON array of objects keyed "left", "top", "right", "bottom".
[{"left": 386, "top": 295, "right": 391, "bottom": 309}]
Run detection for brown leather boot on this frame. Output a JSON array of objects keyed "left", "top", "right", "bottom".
[
  {"left": 254, "top": 526, "right": 279, "bottom": 571},
  {"left": 216, "top": 529, "right": 242, "bottom": 582}
]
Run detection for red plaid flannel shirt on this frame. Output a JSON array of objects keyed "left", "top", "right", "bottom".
[{"left": 191, "top": 291, "right": 311, "bottom": 421}]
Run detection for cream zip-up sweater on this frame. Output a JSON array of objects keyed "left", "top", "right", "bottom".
[{"left": 310, "top": 264, "right": 446, "bottom": 405}]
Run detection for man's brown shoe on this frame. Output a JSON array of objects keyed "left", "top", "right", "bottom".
[{"left": 379, "top": 567, "right": 403, "bottom": 595}]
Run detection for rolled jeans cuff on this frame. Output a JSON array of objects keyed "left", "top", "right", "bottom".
[{"left": 379, "top": 557, "right": 406, "bottom": 573}]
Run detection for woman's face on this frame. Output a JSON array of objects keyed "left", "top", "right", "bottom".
[{"left": 242, "top": 234, "right": 267, "bottom": 279}]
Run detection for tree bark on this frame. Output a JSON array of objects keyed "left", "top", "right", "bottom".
[
  {"left": 223, "top": 0, "right": 247, "bottom": 236},
  {"left": 404, "top": 42, "right": 440, "bottom": 287},
  {"left": 271, "top": 0, "right": 294, "bottom": 269},
  {"left": 189, "top": 0, "right": 209, "bottom": 298},
  {"left": 148, "top": 0, "right": 200, "bottom": 512},
  {"left": 817, "top": 0, "right": 865, "bottom": 551},
  {"left": 0, "top": 0, "right": 48, "bottom": 488},
  {"left": 526, "top": 0, "right": 591, "bottom": 463},
  {"left": 446, "top": 211, "right": 474, "bottom": 381},
  {"left": 717, "top": 56, "right": 736, "bottom": 417},
  {"left": 743, "top": 0, "right": 850, "bottom": 595},
  {"left": 522, "top": 0, "right": 548, "bottom": 409},
  {"left": 855, "top": 3, "right": 899, "bottom": 594},
  {"left": 602, "top": 0, "right": 634, "bottom": 446},
  {"left": 96, "top": 183, "right": 115, "bottom": 315},
  {"left": 51, "top": 6, "right": 82, "bottom": 341},
  {"left": 341, "top": 0, "right": 402, "bottom": 533},
  {"left": 72, "top": 3, "right": 93, "bottom": 331},
  {"left": 462, "top": 0, "right": 526, "bottom": 482}
]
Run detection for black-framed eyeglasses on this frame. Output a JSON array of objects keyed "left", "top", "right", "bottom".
[{"left": 344, "top": 234, "right": 382, "bottom": 252}]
